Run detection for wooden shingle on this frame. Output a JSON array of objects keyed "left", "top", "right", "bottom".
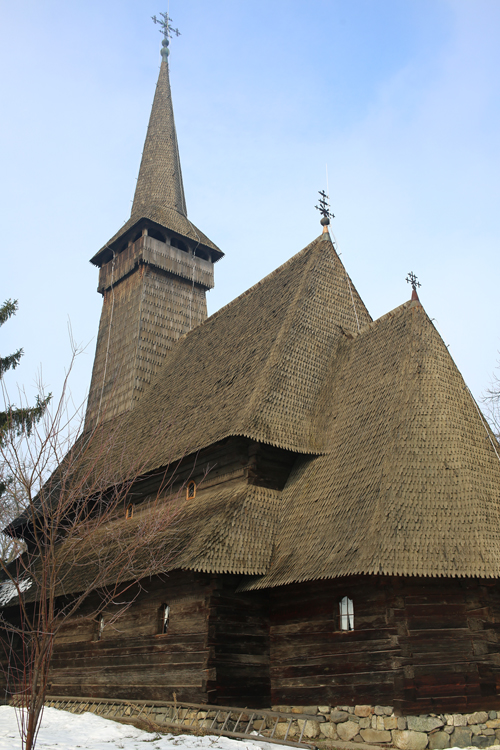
[{"left": 245, "top": 300, "right": 500, "bottom": 587}]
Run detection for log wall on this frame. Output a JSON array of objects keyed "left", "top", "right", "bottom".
[
  {"left": 4, "top": 572, "right": 500, "bottom": 710},
  {"left": 207, "top": 575, "right": 270, "bottom": 706},
  {"left": 156, "top": 437, "right": 297, "bottom": 499},
  {"left": 269, "top": 577, "right": 500, "bottom": 713},
  {"left": 394, "top": 577, "right": 500, "bottom": 713},
  {"left": 270, "top": 577, "right": 399, "bottom": 708},
  {"left": 48, "top": 571, "right": 271, "bottom": 705},
  {"left": 0, "top": 571, "right": 272, "bottom": 706},
  {"left": 48, "top": 571, "right": 213, "bottom": 702}
]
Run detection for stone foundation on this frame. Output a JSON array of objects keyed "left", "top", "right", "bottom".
[
  {"left": 41, "top": 696, "right": 500, "bottom": 749},
  {"left": 270, "top": 704, "right": 500, "bottom": 748}
]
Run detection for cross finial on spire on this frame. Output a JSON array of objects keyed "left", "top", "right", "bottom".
[
  {"left": 315, "top": 190, "right": 335, "bottom": 233},
  {"left": 406, "top": 271, "right": 421, "bottom": 301},
  {"left": 152, "top": 12, "right": 181, "bottom": 61}
]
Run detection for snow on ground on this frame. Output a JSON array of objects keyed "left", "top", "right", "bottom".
[{"left": 0, "top": 706, "right": 284, "bottom": 750}]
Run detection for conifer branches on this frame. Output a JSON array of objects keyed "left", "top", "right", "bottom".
[{"left": 0, "top": 299, "right": 51, "bottom": 451}]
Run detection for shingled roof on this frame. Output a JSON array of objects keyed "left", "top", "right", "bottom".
[
  {"left": 244, "top": 300, "right": 500, "bottom": 587},
  {"left": 91, "top": 60, "right": 220, "bottom": 266},
  {"left": 7, "top": 481, "right": 280, "bottom": 604},
  {"left": 112, "top": 232, "right": 371, "bottom": 470},
  {"left": 4, "top": 234, "right": 500, "bottom": 601}
]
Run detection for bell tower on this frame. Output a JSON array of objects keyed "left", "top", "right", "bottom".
[{"left": 85, "top": 14, "right": 223, "bottom": 430}]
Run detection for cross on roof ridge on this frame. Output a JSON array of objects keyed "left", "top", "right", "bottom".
[
  {"left": 315, "top": 189, "right": 335, "bottom": 232},
  {"left": 406, "top": 271, "right": 421, "bottom": 301}
]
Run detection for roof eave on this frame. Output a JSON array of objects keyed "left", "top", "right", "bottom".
[{"left": 90, "top": 217, "right": 224, "bottom": 267}]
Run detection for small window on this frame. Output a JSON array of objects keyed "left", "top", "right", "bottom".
[
  {"left": 148, "top": 228, "right": 166, "bottom": 243},
  {"left": 96, "top": 614, "right": 105, "bottom": 641},
  {"left": 194, "top": 248, "right": 209, "bottom": 261},
  {"left": 171, "top": 237, "right": 189, "bottom": 252},
  {"left": 187, "top": 481, "right": 196, "bottom": 500},
  {"left": 125, "top": 504, "right": 134, "bottom": 520},
  {"left": 339, "top": 596, "right": 354, "bottom": 631},
  {"left": 160, "top": 603, "right": 170, "bottom": 634}
]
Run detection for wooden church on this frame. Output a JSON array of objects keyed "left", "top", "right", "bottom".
[{"left": 3, "top": 18, "right": 500, "bottom": 715}]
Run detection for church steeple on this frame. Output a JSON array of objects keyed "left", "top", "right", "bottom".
[
  {"left": 85, "top": 18, "right": 223, "bottom": 431},
  {"left": 131, "top": 58, "right": 187, "bottom": 220},
  {"left": 90, "top": 17, "right": 221, "bottom": 268}
]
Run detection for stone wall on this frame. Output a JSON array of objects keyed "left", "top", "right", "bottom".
[
  {"left": 271, "top": 704, "right": 500, "bottom": 748},
  {"left": 41, "top": 696, "right": 500, "bottom": 748}
]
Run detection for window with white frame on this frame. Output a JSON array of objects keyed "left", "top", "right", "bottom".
[
  {"left": 96, "top": 614, "right": 105, "bottom": 641},
  {"left": 339, "top": 596, "right": 354, "bottom": 631},
  {"left": 160, "top": 603, "right": 170, "bottom": 634}
]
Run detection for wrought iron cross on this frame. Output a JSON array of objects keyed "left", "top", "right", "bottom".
[
  {"left": 152, "top": 12, "right": 180, "bottom": 59},
  {"left": 406, "top": 271, "right": 421, "bottom": 292},
  {"left": 315, "top": 190, "right": 335, "bottom": 225},
  {"left": 152, "top": 12, "right": 181, "bottom": 39}
]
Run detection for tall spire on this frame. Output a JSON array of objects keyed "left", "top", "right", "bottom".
[
  {"left": 91, "top": 12, "right": 222, "bottom": 266},
  {"left": 131, "top": 57, "right": 187, "bottom": 220},
  {"left": 85, "top": 13, "right": 223, "bottom": 431}
]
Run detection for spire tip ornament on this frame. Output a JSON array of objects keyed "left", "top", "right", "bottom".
[
  {"left": 406, "top": 271, "right": 421, "bottom": 301},
  {"left": 315, "top": 190, "right": 335, "bottom": 233},
  {"left": 152, "top": 11, "right": 181, "bottom": 61}
]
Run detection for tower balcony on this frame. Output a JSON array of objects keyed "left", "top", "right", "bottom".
[{"left": 97, "top": 231, "right": 214, "bottom": 295}]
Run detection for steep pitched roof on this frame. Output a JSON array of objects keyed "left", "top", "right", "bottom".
[
  {"left": 132, "top": 59, "right": 187, "bottom": 219},
  {"left": 8, "top": 232, "right": 368, "bottom": 536},
  {"left": 91, "top": 60, "right": 220, "bottom": 265},
  {"left": 115, "top": 232, "right": 371, "bottom": 471},
  {"left": 7, "top": 242, "right": 500, "bottom": 597},
  {"left": 244, "top": 301, "right": 500, "bottom": 588}
]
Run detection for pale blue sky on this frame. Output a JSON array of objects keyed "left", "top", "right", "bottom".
[{"left": 1, "top": 0, "right": 499, "bottom": 416}]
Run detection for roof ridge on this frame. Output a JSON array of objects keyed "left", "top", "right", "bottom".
[{"left": 355, "top": 299, "right": 423, "bottom": 338}]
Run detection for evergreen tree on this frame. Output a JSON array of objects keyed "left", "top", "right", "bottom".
[{"left": 0, "top": 299, "right": 51, "bottom": 497}]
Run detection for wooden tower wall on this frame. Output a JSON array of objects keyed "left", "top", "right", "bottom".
[{"left": 85, "top": 232, "right": 212, "bottom": 430}]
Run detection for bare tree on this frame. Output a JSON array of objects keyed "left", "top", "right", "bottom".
[
  {"left": 484, "top": 358, "right": 500, "bottom": 440},
  {"left": 0, "top": 358, "right": 191, "bottom": 750},
  {"left": 0, "top": 476, "right": 27, "bottom": 563}
]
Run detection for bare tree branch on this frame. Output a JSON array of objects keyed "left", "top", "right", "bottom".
[
  {"left": 483, "top": 356, "right": 500, "bottom": 440},
  {"left": 0, "top": 351, "right": 193, "bottom": 750}
]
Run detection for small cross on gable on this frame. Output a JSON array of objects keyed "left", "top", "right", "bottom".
[{"left": 406, "top": 271, "right": 421, "bottom": 301}]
